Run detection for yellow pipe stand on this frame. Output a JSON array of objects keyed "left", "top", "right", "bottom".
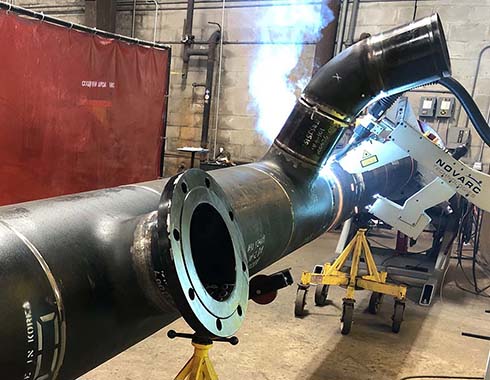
[
  {"left": 301, "top": 228, "right": 406, "bottom": 300},
  {"left": 175, "top": 341, "right": 218, "bottom": 380},
  {"left": 295, "top": 228, "right": 407, "bottom": 334}
]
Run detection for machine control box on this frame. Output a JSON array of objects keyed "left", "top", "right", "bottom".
[
  {"left": 436, "top": 97, "right": 455, "bottom": 118},
  {"left": 418, "top": 96, "right": 437, "bottom": 117}
]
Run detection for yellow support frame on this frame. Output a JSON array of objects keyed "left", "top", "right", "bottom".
[
  {"left": 175, "top": 341, "right": 218, "bottom": 380},
  {"left": 300, "top": 228, "right": 406, "bottom": 301}
]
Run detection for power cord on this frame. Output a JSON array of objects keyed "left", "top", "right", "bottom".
[
  {"left": 452, "top": 201, "right": 490, "bottom": 298},
  {"left": 412, "top": 0, "right": 418, "bottom": 21},
  {"left": 400, "top": 376, "right": 483, "bottom": 380}
]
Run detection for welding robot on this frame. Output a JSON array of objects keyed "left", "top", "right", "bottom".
[
  {"left": 1, "top": 12, "right": 490, "bottom": 380},
  {"left": 294, "top": 91, "right": 489, "bottom": 334}
]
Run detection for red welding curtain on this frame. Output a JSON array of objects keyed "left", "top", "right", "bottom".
[{"left": 0, "top": 10, "right": 170, "bottom": 205}]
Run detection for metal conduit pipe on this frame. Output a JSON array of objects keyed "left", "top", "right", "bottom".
[
  {"left": 211, "top": 0, "right": 226, "bottom": 158},
  {"left": 345, "top": 0, "right": 360, "bottom": 47},
  {"left": 201, "top": 28, "right": 221, "bottom": 149},
  {"left": 335, "top": 0, "right": 350, "bottom": 54},
  {"left": 17, "top": 0, "right": 434, "bottom": 15},
  {"left": 147, "top": 0, "right": 159, "bottom": 43},
  {"left": 131, "top": 0, "right": 137, "bottom": 37},
  {"left": 0, "top": 14, "right": 450, "bottom": 380},
  {"left": 180, "top": 0, "right": 222, "bottom": 149},
  {"left": 116, "top": 0, "right": 435, "bottom": 12},
  {"left": 182, "top": 0, "right": 196, "bottom": 78},
  {"left": 462, "top": 44, "right": 490, "bottom": 161},
  {"left": 0, "top": 2, "right": 169, "bottom": 49}
]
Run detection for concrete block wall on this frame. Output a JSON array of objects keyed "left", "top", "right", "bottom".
[
  {"left": 13, "top": 0, "right": 85, "bottom": 24},
  {"left": 123, "top": 4, "right": 319, "bottom": 175},
  {"left": 11, "top": 0, "right": 490, "bottom": 173}
]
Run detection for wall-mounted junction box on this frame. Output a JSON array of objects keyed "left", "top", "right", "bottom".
[
  {"left": 419, "top": 96, "right": 437, "bottom": 117},
  {"left": 436, "top": 97, "right": 455, "bottom": 118}
]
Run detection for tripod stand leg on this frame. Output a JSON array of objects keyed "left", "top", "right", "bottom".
[{"left": 175, "top": 357, "right": 194, "bottom": 380}]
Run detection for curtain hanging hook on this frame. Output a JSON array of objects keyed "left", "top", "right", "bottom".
[
  {"left": 40, "top": 12, "right": 45, "bottom": 22},
  {"left": 7, "top": 3, "right": 12, "bottom": 14}
]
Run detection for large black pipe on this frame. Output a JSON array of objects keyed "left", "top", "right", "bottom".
[
  {"left": 181, "top": 0, "right": 197, "bottom": 79},
  {"left": 184, "top": 0, "right": 195, "bottom": 41},
  {"left": 0, "top": 159, "right": 414, "bottom": 380},
  {"left": 0, "top": 15, "right": 450, "bottom": 380},
  {"left": 180, "top": 0, "right": 221, "bottom": 149},
  {"left": 274, "top": 14, "right": 450, "bottom": 169},
  {"left": 0, "top": 181, "right": 178, "bottom": 380}
]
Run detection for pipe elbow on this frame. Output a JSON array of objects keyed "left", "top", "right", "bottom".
[
  {"left": 304, "top": 13, "right": 451, "bottom": 122},
  {"left": 268, "top": 14, "right": 451, "bottom": 169}
]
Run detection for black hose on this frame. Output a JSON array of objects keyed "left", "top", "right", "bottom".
[
  {"left": 439, "top": 77, "right": 490, "bottom": 146},
  {"left": 400, "top": 376, "right": 483, "bottom": 380},
  {"left": 472, "top": 208, "right": 482, "bottom": 293}
]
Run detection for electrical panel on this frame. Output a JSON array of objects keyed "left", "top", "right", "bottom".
[
  {"left": 418, "top": 96, "right": 437, "bottom": 117},
  {"left": 436, "top": 97, "right": 455, "bottom": 118}
]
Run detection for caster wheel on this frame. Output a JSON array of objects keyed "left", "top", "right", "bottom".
[
  {"left": 314, "top": 285, "right": 330, "bottom": 306},
  {"left": 294, "top": 286, "right": 308, "bottom": 317},
  {"left": 340, "top": 300, "right": 354, "bottom": 335},
  {"left": 392, "top": 301, "right": 405, "bottom": 333},
  {"left": 368, "top": 292, "right": 384, "bottom": 314}
]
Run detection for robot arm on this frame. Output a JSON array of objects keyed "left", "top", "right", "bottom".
[{"left": 342, "top": 95, "right": 490, "bottom": 239}]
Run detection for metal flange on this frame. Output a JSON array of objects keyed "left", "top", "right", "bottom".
[{"left": 156, "top": 169, "right": 249, "bottom": 337}]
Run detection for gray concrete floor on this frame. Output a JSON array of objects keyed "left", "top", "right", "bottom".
[{"left": 82, "top": 231, "right": 490, "bottom": 380}]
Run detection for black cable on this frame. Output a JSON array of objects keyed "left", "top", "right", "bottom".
[
  {"left": 412, "top": 0, "right": 418, "bottom": 21},
  {"left": 455, "top": 258, "right": 490, "bottom": 298},
  {"left": 455, "top": 281, "right": 490, "bottom": 298},
  {"left": 451, "top": 199, "right": 490, "bottom": 298},
  {"left": 463, "top": 206, "right": 490, "bottom": 295},
  {"left": 439, "top": 77, "right": 490, "bottom": 147},
  {"left": 400, "top": 376, "right": 483, "bottom": 380},
  {"left": 476, "top": 259, "right": 490, "bottom": 279},
  {"left": 456, "top": 200, "right": 471, "bottom": 267},
  {"left": 388, "top": 275, "right": 422, "bottom": 288},
  {"left": 472, "top": 208, "right": 483, "bottom": 292},
  {"left": 462, "top": 331, "right": 490, "bottom": 341},
  {"left": 477, "top": 282, "right": 490, "bottom": 293},
  {"left": 368, "top": 237, "right": 429, "bottom": 255},
  {"left": 456, "top": 259, "right": 482, "bottom": 294}
]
